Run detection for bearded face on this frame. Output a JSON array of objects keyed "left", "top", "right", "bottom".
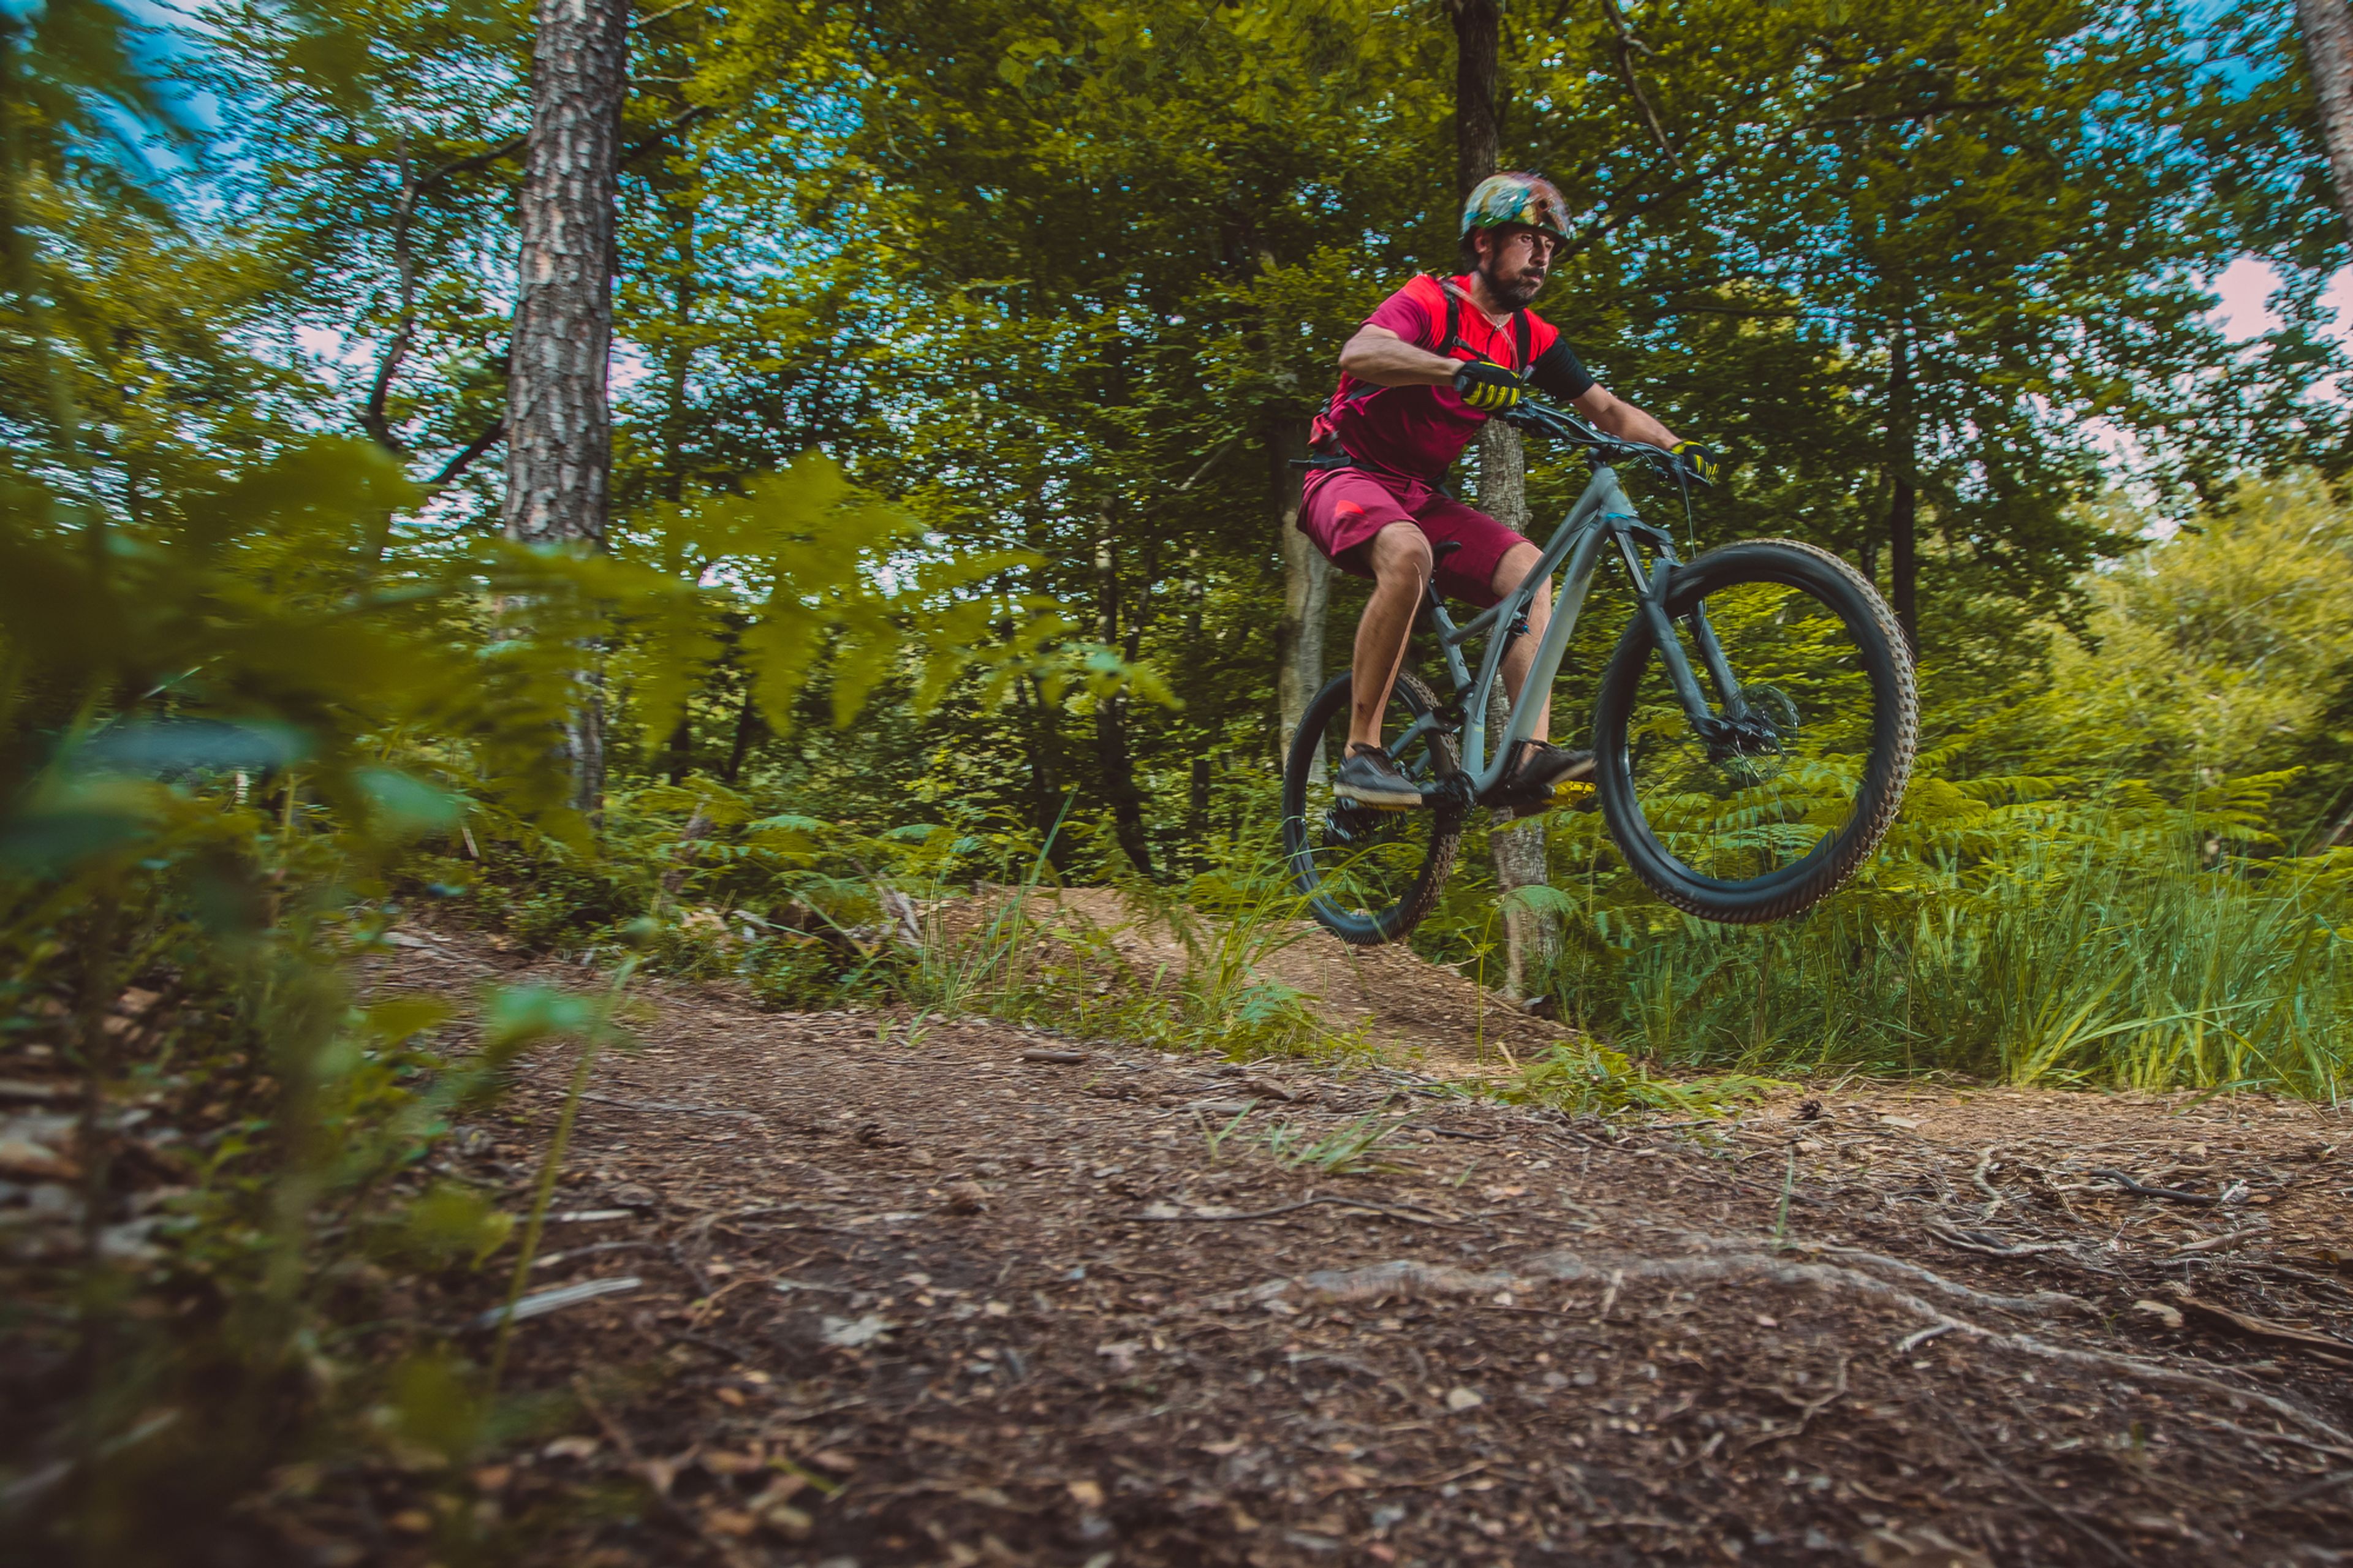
[{"left": 1477, "top": 224, "right": 1556, "bottom": 309}]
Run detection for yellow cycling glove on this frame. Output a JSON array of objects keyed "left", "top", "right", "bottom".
[
  {"left": 1672, "top": 441, "right": 1723, "bottom": 487},
  {"left": 1452, "top": 361, "right": 1526, "bottom": 413}
]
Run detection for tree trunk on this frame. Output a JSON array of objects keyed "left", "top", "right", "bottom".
[
  {"left": 1479, "top": 419, "right": 1554, "bottom": 1001},
  {"left": 1452, "top": 0, "right": 1501, "bottom": 196},
  {"left": 2300, "top": 0, "right": 2353, "bottom": 244},
  {"left": 504, "top": 0, "right": 628, "bottom": 816},
  {"left": 1016, "top": 675, "right": 1072, "bottom": 873},
  {"left": 719, "top": 684, "right": 758, "bottom": 784},
  {"left": 658, "top": 184, "right": 698, "bottom": 505},
  {"left": 1271, "top": 415, "right": 1330, "bottom": 759},
  {"left": 1094, "top": 515, "right": 1154, "bottom": 876},
  {"left": 1455, "top": 0, "right": 1555, "bottom": 1005},
  {"left": 1886, "top": 329, "right": 1919, "bottom": 655}
]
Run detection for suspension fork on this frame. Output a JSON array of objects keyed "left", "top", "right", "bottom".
[{"left": 1616, "top": 528, "right": 1748, "bottom": 737}]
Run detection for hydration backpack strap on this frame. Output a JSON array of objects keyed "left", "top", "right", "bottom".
[{"left": 1437, "top": 277, "right": 1530, "bottom": 372}]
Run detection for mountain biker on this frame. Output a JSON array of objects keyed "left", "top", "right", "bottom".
[{"left": 1297, "top": 170, "right": 1719, "bottom": 810}]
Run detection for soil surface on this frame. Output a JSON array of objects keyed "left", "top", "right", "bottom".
[{"left": 330, "top": 925, "right": 2353, "bottom": 1568}]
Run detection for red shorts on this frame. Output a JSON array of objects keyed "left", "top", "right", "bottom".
[{"left": 1296, "top": 466, "right": 1527, "bottom": 607}]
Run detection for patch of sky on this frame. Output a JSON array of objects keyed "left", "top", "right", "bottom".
[{"left": 2181, "top": 0, "right": 2286, "bottom": 99}]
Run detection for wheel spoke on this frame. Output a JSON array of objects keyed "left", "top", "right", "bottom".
[
  {"left": 1283, "top": 673, "right": 1463, "bottom": 943},
  {"left": 1626, "top": 578, "right": 1873, "bottom": 880},
  {"left": 1597, "top": 540, "right": 1915, "bottom": 923}
]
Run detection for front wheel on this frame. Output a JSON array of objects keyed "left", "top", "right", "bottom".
[
  {"left": 1593, "top": 538, "right": 1916, "bottom": 923},
  {"left": 1282, "top": 670, "right": 1466, "bottom": 945}
]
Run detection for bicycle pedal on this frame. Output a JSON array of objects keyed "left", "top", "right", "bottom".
[{"left": 1490, "top": 780, "right": 1596, "bottom": 824}]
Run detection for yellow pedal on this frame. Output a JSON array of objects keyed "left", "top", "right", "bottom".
[{"left": 1552, "top": 779, "right": 1597, "bottom": 810}]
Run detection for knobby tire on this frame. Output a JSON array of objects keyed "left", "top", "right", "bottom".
[
  {"left": 1283, "top": 670, "right": 1464, "bottom": 945},
  {"left": 1593, "top": 537, "right": 1917, "bottom": 923}
]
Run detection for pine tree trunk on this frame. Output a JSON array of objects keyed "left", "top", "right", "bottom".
[
  {"left": 1271, "top": 415, "right": 1330, "bottom": 760},
  {"left": 2300, "top": 0, "right": 2353, "bottom": 244},
  {"left": 1455, "top": 0, "right": 1556, "bottom": 1004},
  {"left": 504, "top": 0, "right": 627, "bottom": 816},
  {"left": 1886, "top": 330, "right": 1919, "bottom": 655}
]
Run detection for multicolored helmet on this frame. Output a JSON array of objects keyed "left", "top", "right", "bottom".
[{"left": 1461, "top": 172, "right": 1571, "bottom": 243}]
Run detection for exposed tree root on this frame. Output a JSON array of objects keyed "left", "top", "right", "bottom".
[
  {"left": 1696, "top": 1234, "right": 2098, "bottom": 1316},
  {"left": 1214, "top": 1245, "right": 2353, "bottom": 1450}
]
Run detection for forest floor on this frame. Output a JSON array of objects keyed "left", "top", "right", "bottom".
[{"left": 318, "top": 918, "right": 2353, "bottom": 1568}]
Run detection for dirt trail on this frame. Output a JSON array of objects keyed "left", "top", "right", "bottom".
[{"left": 321, "top": 931, "right": 2353, "bottom": 1567}]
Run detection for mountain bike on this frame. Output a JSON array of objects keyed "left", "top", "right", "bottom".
[{"left": 1281, "top": 400, "right": 1917, "bottom": 945}]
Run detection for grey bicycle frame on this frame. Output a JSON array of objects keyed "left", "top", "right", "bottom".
[{"left": 1387, "top": 459, "right": 1751, "bottom": 805}]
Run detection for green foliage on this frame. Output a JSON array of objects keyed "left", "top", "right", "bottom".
[
  {"left": 1260, "top": 1112, "right": 1409, "bottom": 1176},
  {"left": 1460, "top": 481, "right": 2353, "bottom": 1099},
  {"left": 0, "top": 276, "right": 1104, "bottom": 1566},
  {"left": 12, "top": 0, "right": 2353, "bottom": 1550}
]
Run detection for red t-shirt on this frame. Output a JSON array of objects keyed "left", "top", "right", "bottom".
[{"left": 1312, "top": 274, "right": 1590, "bottom": 482}]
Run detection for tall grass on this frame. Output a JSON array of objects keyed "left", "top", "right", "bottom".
[{"left": 1542, "top": 784, "right": 2353, "bottom": 1100}]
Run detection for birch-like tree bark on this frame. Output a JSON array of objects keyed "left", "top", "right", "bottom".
[
  {"left": 1272, "top": 414, "right": 1331, "bottom": 760},
  {"left": 1478, "top": 422, "right": 1556, "bottom": 1002},
  {"left": 505, "top": 0, "right": 629, "bottom": 814},
  {"left": 1454, "top": 0, "right": 1557, "bottom": 1004},
  {"left": 2299, "top": 0, "right": 2353, "bottom": 244}
]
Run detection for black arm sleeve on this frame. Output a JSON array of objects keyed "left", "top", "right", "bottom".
[{"left": 1529, "top": 339, "right": 1595, "bottom": 401}]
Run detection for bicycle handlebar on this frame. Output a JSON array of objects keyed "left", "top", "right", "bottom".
[{"left": 1500, "top": 399, "right": 1683, "bottom": 477}]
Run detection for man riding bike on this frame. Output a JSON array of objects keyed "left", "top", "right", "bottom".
[{"left": 1297, "top": 171, "right": 1718, "bottom": 811}]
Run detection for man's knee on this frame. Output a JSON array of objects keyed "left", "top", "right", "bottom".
[
  {"left": 1493, "top": 540, "right": 1549, "bottom": 604},
  {"left": 1371, "top": 524, "right": 1433, "bottom": 584}
]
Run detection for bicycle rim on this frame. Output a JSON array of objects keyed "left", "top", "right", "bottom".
[
  {"left": 1597, "top": 539, "right": 1914, "bottom": 922},
  {"left": 1282, "top": 672, "right": 1463, "bottom": 945}
]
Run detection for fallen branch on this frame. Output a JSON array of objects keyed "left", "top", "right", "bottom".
[
  {"left": 2169, "top": 1225, "right": 2268, "bottom": 1256},
  {"left": 2170, "top": 1289, "right": 2353, "bottom": 1361},
  {"left": 2091, "top": 1168, "right": 2219, "bottom": 1205},
  {"left": 1923, "top": 1218, "right": 2074, "bottom": 1259},
  {"left": 471, "top": 1275, "right": 642, "bottom": 1331}
]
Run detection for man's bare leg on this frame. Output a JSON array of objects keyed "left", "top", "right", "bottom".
[
  {"left": 1347, "top": 522, "right": 1434, "bottom": 751},
  {"left": 1493, "top": 540, "right": 1555, "bottom": 746}
]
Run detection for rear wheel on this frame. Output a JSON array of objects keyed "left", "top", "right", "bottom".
[
  {"left": 1282, "top": 670, "right": 1466, "bottom": 945},
  {"left": 1593, "top": 538, "right": 1915, "bottom": 923}
]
